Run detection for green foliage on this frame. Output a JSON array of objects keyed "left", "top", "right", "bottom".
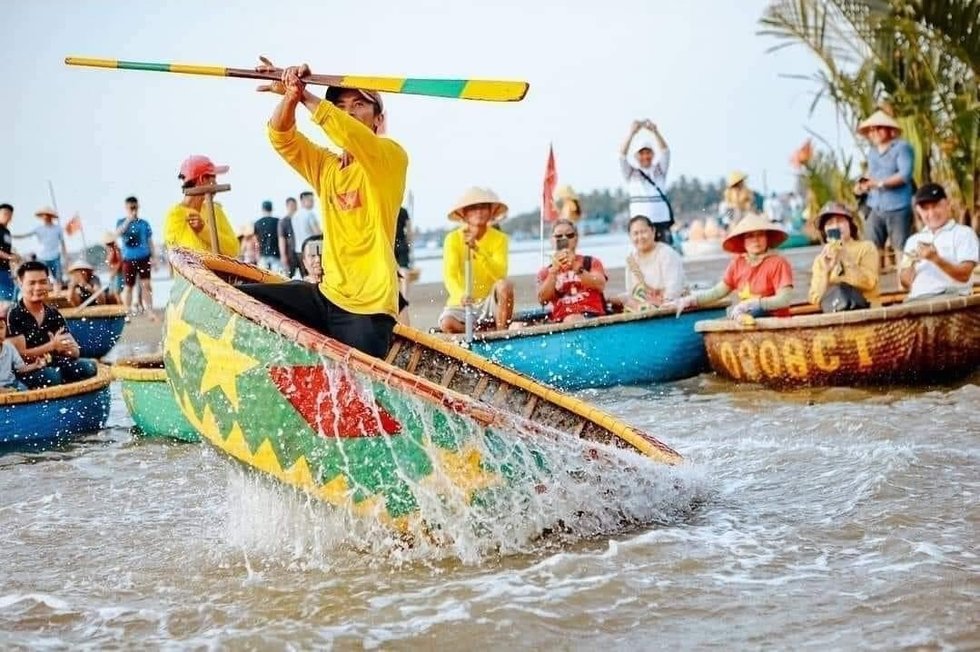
[{"left": 759, "top": 0, "right": 980, "bottom": 224}]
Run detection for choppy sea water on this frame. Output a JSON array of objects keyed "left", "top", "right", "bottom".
[{"left": 1, "top": 372, "right": 977, "bottom": 649}]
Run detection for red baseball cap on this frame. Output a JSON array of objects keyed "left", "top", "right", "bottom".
[{"left": 178, "top": 155, "right": 229, "bottom": 183}]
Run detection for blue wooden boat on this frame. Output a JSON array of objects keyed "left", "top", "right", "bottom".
[
  {"left": 63, "top": 304, "right": 128, "bottom": 358},
  {"left": 460, "top": 306, "right": 726, "bottom": 390},
  {"left": 0, "top": 364, "right": 112, "bottom": 446}
]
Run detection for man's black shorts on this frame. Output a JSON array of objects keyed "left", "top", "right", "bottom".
[{"left": 238, "top": 281, "right": 396, "bottom": 359}]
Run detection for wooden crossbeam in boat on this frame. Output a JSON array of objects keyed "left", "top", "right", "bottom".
[
  {"left": 439, "top": 363, "right": 458, "bottom": 387},
  {"left": 385, "top": 340, "right": 402, "bottom": 364},
  {"left": 405, "top": 345, "right": 423, "bottom": 374},
  {"left": 472, "top": 376, "right": 490, "bottom": 399},
  {"left": 521, "top": 396, "right": 538, "bottom": 419},
  {"left": 491, "top": 383, "right": 510, "bottom": 407}
]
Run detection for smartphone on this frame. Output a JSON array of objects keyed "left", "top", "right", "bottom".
[
  {"left": 556, "top": 238, "right": 570, "bottom": 251},
  {"left": 826, "top": 227, "right": 842, "bottom": 241}
]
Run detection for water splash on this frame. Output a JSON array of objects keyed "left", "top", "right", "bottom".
[{"left": 220, "top": 416, "right": 710, "bottom": 566}]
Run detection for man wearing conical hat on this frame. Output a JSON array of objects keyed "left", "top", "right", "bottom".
[
  {"left": 620, "top": 119, "right": 673, "bottom": 243},
  {"left": 438, "top": 188, "right": 514, "bottom": 334},
  {"left": 17, "top": 206, "right": 68, "bottom": 291},
  {"left": 238, "top": 57, "right": 407, "bottom": 358},
  {"left": 856, "top": 108, "right": 915, "bottom": 267}
]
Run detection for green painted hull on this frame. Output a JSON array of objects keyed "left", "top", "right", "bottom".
[
  {"left": 120, "top": 377, "right": 199, "bottom": 442},
  {"left": 165, "top": 273, "right": 559, "bottom": 529}
]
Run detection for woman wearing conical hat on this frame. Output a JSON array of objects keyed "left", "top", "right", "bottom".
[
  {"left": 808, "top": 202, "right": 879, "bottom": 311},
  {"left": 855, "top": 107, "right": 915, "bottom": 268},
  {"left": 438, "top": 187, "right": 515, "bottom": 333},
  {"left": 672, "top": 213, "right": 794, "bottom": 319}
]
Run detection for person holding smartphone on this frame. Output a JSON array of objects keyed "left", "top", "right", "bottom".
[
  {"left": 808, "top": 202, "right": 880, "bottom": 312},
  {"left": 537, "top": 219, "right": 608, "bottom": 323}
]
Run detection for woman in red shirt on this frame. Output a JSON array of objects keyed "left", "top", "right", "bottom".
[
  {"left": 673, "top": 213, "right": 794, "bottom": 318},
  {"left": 537, "top": 219, "right": 608, "bottom": 323}
]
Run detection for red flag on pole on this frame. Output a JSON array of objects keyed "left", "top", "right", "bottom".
[
  {"left": 542, "top": 145, "right": 559, "bottom": 223},
  {"left": 64, "top": 212, "right": 83, "bottom": 236}
]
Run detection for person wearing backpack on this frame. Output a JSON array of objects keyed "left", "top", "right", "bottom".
[{"left": 537, "top": 219, "right": 608, "bottom": 323}]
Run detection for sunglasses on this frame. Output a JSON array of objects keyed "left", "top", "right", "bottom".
[{"left": 553, "top": 233, "right": 577, "bottom": 240}]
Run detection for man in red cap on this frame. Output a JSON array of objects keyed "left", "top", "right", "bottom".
[
  {"left": 239, "top": 57, "right": 408, "bottom": 358},
  {"left": 163, "top": 155, "right": 239, "bottom": 258}
]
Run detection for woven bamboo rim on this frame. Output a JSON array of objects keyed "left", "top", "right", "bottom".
[
  {"left": 0, "top": 363, "right": 112, "bottom": 406},
  {"left": 468, "top": 301, "right": 727, "bottom": 343},
  {"left": 111, "top": 353, "right": 166, "bottom": 382},
  {"left": 696, "top": 289, "right": 980, "bottom": 333},
  {"left": 62, "top": 304, "right": 129, "bottom": 320},
  {"left": 167, "top": 247, "right": 681, "bottom": 463},
  {"left": 393, "top": 325, "right": 680, "bottom": 460}
]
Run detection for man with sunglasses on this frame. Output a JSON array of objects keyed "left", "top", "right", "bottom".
[{"left": 537, "top": 219, "right": 608, "bottom": 323}]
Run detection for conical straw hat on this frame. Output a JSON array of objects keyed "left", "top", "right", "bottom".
[
  {"left": 857, "top": 109, "right": 901, "bottom": 136},
  {"left": 722, "top": 213, "right": 788, "bottom": 253},
  {"left": 447, "top": 187, "right": 508, "bottom": 222}
]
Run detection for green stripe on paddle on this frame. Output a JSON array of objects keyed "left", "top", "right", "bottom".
[{"left": 400, "top": 78, "right": 467, "bottom": 98}]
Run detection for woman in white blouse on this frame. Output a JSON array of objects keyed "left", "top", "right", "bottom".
[{"left": 622, "top": 216, "right": 686, "bottom": 311}]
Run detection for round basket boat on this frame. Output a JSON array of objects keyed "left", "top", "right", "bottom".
[
  {"left": 0, "top": 365, "right": 113, "bottom": 445},
  {"left": 165, "top": 247, "right": 682, "bottom": 532},
  {"left": 111, "top": 353, "right": 198, "bottom": 442},
  {"left": 63, "top": 304, "right": 129, "bottom": 358},
  {"left": 695, "top": 291, "right": 980, "bottom": 388}
]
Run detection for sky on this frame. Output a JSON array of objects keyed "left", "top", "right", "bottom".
[{"left": 2, "top": 0, "right": 855, "bottom": 253}]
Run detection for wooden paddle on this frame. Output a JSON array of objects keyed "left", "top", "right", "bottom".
[
  {"left": 65, "top": 57, "right": 529, "bottom": 102},
  {"left": 464, "top": 247, "right": 475, "bottom": 343},
  {"left": 184, "top": 184, "right": 231, "bottom": 254}
]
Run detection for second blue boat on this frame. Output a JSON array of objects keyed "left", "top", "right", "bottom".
[{"left": 464, "top": 306, "right": 725, "bottom": 390}]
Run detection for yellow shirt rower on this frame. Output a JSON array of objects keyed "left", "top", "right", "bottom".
[
  {"left": 438, "top": 187, "right": 514, "bottom": 333},
  {"left": 163, "top": 155, "right": 239, "bottom": 258},
  {"left": 238, "top": 57, "right": 408, "bottom": 358}
]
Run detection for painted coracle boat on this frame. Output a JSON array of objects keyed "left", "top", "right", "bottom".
[
  {"left": 0, "top": 365, "right": 112, "bottom": 446},
  {"left": 111, "top": 353, "right": 198, "bottom": 442},
  {"left": 63, "top": 304, "right": 128, "bottom": 358},
  {"left": 694, "top": 289, "right": 980, "bottom": 388},
  {"left": 165, "top": 248, "right": 682, "bottom": 532},
  {"left": 451, "top": 306, "right": 725, "bottom": 391}
]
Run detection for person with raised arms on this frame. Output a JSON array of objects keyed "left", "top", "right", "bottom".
[{"left": 237, "top": 57, "right": 408, "bottom": 359}]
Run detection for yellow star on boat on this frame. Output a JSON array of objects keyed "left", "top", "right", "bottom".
[
  {"left": 196, "top": 316, "right": 258, "bottom": 410},
  {"left": 163, "top": 287, "right": 195, "bottom": 376}
]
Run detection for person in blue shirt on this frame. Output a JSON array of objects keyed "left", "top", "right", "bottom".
[
  {"left": 854, "top": 109, "right": 915, "bottom": 270},
  {"left": 114, "top": 196, "right": 155, "bottom": 317}
]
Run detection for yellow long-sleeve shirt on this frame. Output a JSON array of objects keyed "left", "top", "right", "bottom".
[
  {"left": 163, "top": 202, "right": 239, "bottom": 258},
  {"left": 808, "top": 239, "right": 880, "bottom": 305},
  {"left": 268, "top": 101, "right": 408, "bottom": 317},
  {"left": 442, "top": 227, "right": 509, "bottom": 307}
]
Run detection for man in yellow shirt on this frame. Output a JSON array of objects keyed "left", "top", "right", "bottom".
[
  {"left": 238, "top": 59, "right": 408, "bottom": 358},
  {"left": 438, "top": 187, "right": 514, "bottom": 333},
  {"left": 163, "top": 155, "right": 240, "bottom": 258}
]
